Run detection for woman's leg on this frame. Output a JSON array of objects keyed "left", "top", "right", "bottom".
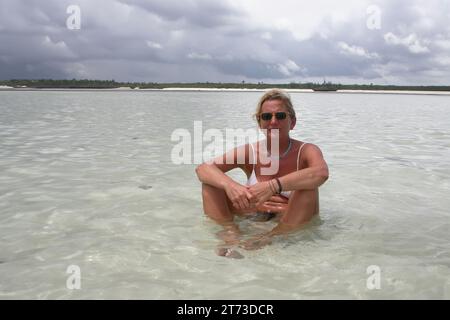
[
  {"left": 238, "top": 189, "right": 320, "bottom": 251},
  {"left": 201, "top": 183, "right": 234, "bottom": 223},
  {"left": 281, "top": 189, "right": 319, "bottom": 226},
  {"left": 201, "top": 183, "right": 246, "bottom": 258}
]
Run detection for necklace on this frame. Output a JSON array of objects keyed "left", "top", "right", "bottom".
[{"left": 268, "top": 138, "right": 292, "bottom": 159}]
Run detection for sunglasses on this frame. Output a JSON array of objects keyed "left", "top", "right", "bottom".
[{"left": 258, "top": 112, "right": 288, "bottom": 121}]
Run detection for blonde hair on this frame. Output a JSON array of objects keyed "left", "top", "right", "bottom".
[{"left": 254, "top": 89, "right": 296, "bottom": 123}]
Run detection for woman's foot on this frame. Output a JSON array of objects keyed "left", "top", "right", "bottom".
[
  {"left": 215, "top": 247, "right": 244, "bottom": 259},
  {"left": 239, "top": 234, "right": 273, "bottom": 250}
]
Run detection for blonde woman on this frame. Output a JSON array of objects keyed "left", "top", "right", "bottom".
[{"left": 196, "top": 89, "right": 329, "bottom": 254}]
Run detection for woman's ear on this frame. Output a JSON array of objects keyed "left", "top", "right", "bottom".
[
  {"left": 290, "top": 117, "right": 296, "bottom": 130},
  {"left": 255, "top": 115, "right": 261, "bottom": 128},
  {"left": 257, "top": 117, "right": 263, "bottom": 129}
]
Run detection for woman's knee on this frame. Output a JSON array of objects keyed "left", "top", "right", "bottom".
[
  {"left": 290, "top": 189, "right": 318, "bottom": 203},
  {"left": 287, "top": 189, "right": 319, "bottom": 217},
  {"left": 202, "top": 183, "right": 223, "bottom": 198},
  {"left": 202, "top": 183, "right": 234, "bottom": 209}
]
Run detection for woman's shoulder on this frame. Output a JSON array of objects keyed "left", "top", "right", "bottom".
[
  {"left": 291, "top": 139, "right": 307, "bottom": 151},
  {"left": 295, "top": 141, "right": 325, "bottom": 164},
  {"left": 292, "top": 139, "right": 320, "bottom": 150},
  {"left": 291, "top": 140, "right": 323, "bottom": 162}
]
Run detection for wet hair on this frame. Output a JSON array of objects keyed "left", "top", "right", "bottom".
[{"left": 254, "top": 89, "right": 296, "bottom": 124}]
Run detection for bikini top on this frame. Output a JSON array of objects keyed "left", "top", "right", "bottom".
[{"left": 247, "top": 141, "right": 308, "bottom": 199}]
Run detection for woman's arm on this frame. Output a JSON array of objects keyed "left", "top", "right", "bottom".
[
  {"left": 195, "top": 161, "right": 237, "bottom": 190},
  {"left": 247, "top": 144, "right": 328, "bottom": 206},
  {"left": 241, "top": 144, "right": 329, "bottom": 250},
  {"left": 196, "top": 144, "right": 250, "bottom": 187},
  {"left": 278, "top": 144, "right": 329, "bottom": 192},
  {"left": 196, "top": 144, "right": 255, "bottom": 210},
  {"left": 230, "top": 195, "right": 289, "bottom": 215}
]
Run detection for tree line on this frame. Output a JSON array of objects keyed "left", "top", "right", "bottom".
[{"left": 1, "top": 79, "right": 449, "bottom": 91}]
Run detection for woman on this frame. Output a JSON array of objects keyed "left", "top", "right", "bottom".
[{"left": 196, "top": 89, "right": 329, "bottom": 254}]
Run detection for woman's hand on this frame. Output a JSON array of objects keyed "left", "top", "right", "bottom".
[
  {"left": 256, "top": 195, "right": 289, "bottom": 214},
  {"left": 224, "top": 181, "right": 254, "bottom": 210},
  {"left": 248, "top": 181, "right": 276, "bottom": 207}
]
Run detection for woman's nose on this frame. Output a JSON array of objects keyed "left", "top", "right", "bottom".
[{"left": 270, "top": 115, "right": 278, "bottom": 125}]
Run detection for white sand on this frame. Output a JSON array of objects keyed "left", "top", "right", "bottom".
[
  {"left": 337, "top": 89, "right": 450, "bottom": 95},
  {"left": 110, "top": 86, "right": 134, "bottom": 90},
  {"left": 161, "top": 87, "right": 315, "bottom": 92},
  {"left": 1, "top": 86, "right": 449, "bottom": 95}
]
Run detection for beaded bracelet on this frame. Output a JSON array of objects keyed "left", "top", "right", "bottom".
[{"left": 269, "top": 180, "right": 277, "bottom": 194}]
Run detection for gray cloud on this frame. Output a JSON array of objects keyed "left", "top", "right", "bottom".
[
  {"left": 116, "top": 0, "right": 244, "bottom": 28},
  {"left": 0, "top": 0, "right": 449, "bottom": 84}
]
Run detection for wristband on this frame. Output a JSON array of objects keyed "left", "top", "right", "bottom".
[
  {"left": 275, "top": 178, "right": 282, "bottom": 194},
  {"left": 269, "top": 180, "right": 277, "bottom": 194}
]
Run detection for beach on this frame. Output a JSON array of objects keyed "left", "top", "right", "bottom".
[{"left": 1, "top": 85, "right": 450, "bottom": 95}]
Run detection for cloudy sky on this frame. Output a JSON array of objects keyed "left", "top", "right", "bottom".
[{"left": 0, "top": 0, "right": 449, "bottom": 84}]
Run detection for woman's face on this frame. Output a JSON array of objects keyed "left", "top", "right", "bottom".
[{"left": 259, "top": 99, "right": 295, "bottom": 140}]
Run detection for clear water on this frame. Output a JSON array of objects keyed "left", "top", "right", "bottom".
[{"left": 0, "top": 90, "right": 449, "bottom": 299}]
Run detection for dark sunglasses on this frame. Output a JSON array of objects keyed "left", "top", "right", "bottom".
[{"left": 258, "top": 112, "right": 288, "bottom": 121}]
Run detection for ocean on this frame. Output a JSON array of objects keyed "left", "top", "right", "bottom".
[{"left": 0, "top": 90, "right": 449, "bottom": 299}]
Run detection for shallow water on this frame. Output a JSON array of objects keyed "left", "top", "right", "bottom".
[{"left": 0, "top": 90, "right": 449, "bottom": 299}]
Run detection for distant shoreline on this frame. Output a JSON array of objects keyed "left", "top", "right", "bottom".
[{"left": 1, "top": 86, "right": 450, "bottom": 95}]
